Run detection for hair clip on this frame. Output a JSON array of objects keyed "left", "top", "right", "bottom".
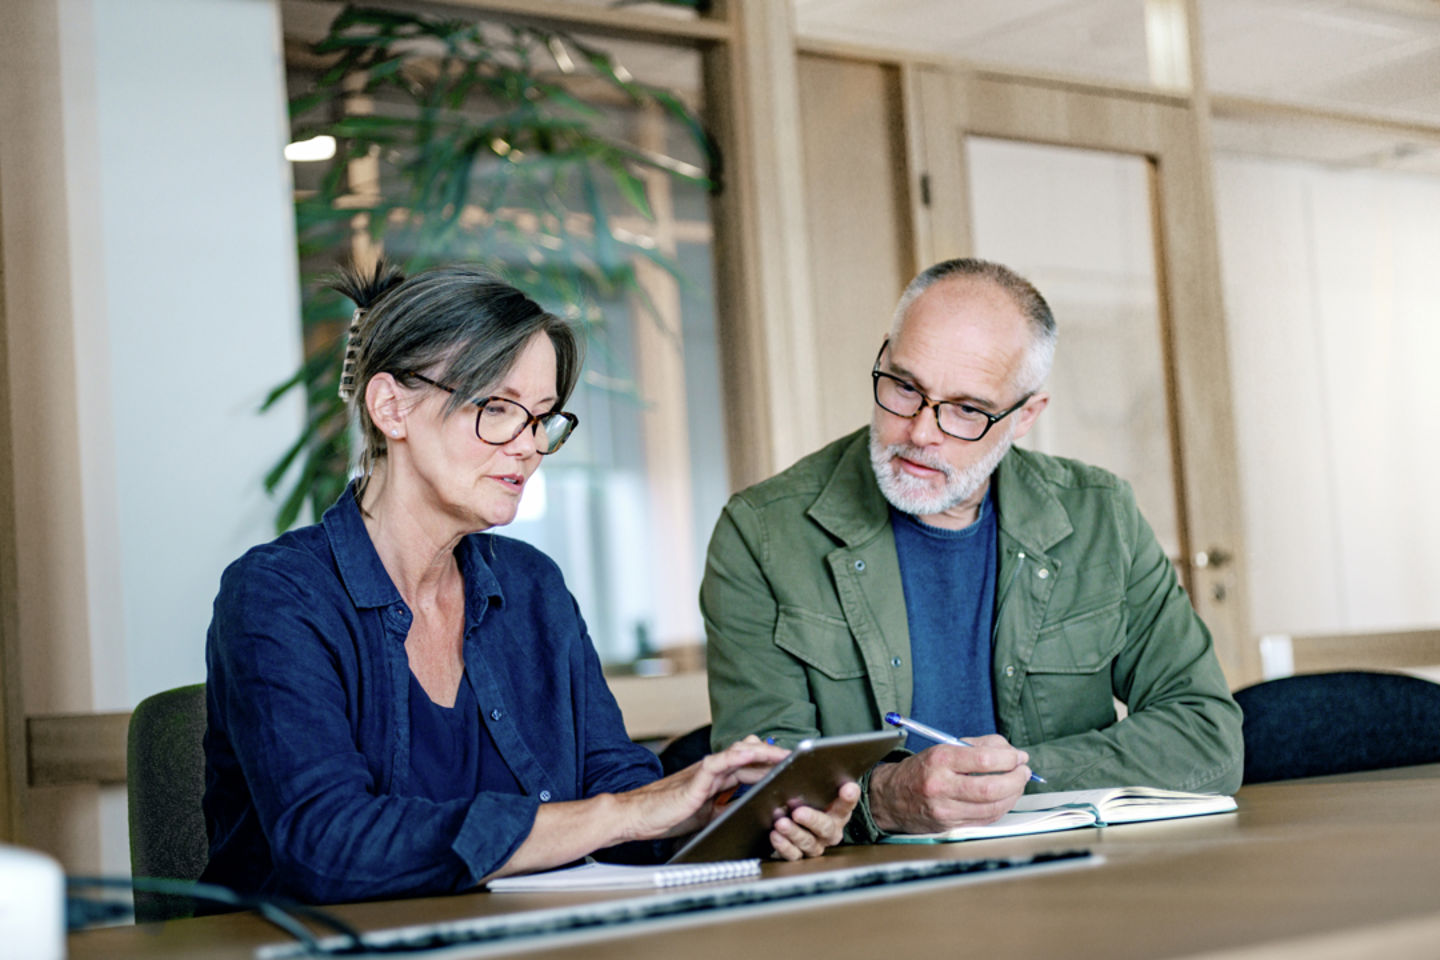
[{"left": 338, "top": 307, "right": 364, "bottom": 401}]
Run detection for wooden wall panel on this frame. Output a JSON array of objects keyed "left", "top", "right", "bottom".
[{"left": 795, "top": 54, "right": 916, "bottom": 446}]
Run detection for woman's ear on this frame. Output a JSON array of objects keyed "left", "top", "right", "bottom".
[{"left": 365, "top": 373, "right": 407, "bottom": 441}]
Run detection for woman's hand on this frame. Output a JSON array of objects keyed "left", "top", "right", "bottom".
[
  {"left": 615, "top": 736, "right": 859, "bottom": 860},
  {"left": 615, "top": 736, "right": 784, "bottom": 841}
]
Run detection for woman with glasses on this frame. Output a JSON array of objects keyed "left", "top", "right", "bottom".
[{"left": 201, "top": 262, "right": 858, "bottom": 904}]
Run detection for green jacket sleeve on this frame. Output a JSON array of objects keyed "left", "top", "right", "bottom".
[
  {"left": 1017, "top": 487, "right": 1244, "bottom": 796},
  {"left": 701, "top": 497, "right": 823, "bottom": 750}
]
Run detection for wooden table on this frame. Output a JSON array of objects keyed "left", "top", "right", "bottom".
[{"left": 70, "top": 765, "right": 1440, "bottom": 959}]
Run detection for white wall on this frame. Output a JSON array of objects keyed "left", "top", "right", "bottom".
[
  {"left": 92, "top": 0, "right": 304, "bottom": 707},
  {"left": 0, "top": 0, "right": 302, "bottom": 874},
  {"left": 1215, "top": 155, "right": 1440, "bottom": 637}
]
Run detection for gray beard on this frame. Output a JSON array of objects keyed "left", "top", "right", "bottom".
[{"left": 868, "top": 422, "right": 1015, "bottom": 518}]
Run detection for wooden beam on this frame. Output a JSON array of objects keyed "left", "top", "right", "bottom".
[
  {"left": 704, "top": 0, "right": 820, "bottom": 489},
  {"left": 1212, "top": 93, "right": 1440, "bottom": 144},
  {"left": 26, "top": 713, "right": 129, "bottom": 787},
  {"left": 1287, "top": 629, "right": 1440, "bottom": 676},
  {"left": 395, "top": 0, "right": 732, "bottom": 45}
]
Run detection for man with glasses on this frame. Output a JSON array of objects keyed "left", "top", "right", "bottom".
[{"left": 701, "top": 259, "right": 1242, "bottom": 840}]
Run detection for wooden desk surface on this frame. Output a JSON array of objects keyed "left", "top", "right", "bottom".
[{"left": 71, "top": 765, "right": 1440, "bottom": 960}]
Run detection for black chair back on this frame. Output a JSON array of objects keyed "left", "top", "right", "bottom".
[
  {"left": 658, "top": 724, "right": 713, "bottom": 776},
  {"left": 1234, "top": 671, "right": 1440, "bottom": 783},
  {"left": 126, "top": 683, "right": 209, "bottom": 922}
]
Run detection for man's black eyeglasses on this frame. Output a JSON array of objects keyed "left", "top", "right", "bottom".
[
  {"left": 409, "top": 372, "right": 578, "bottom": 455},
  {"left": 870, "top": 341, "right": 1030, "bottom": 442}
]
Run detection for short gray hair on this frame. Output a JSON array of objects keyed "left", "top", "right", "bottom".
[
  {"left": 332, "top": 260, "right": 582, "bottom": 500},
  {"left": 891, "top": 258, "right": 1057, "bottom": 395}
]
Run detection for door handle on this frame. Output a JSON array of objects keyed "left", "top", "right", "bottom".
[{"left": 1192, "top": 548, "right": 1232, "bottom": 570}]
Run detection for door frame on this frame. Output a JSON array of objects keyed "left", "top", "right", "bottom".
[
  {"left": 905, "top": 66, "right": 1259, "bottom": 685},
  {"left": 0, "top": 156, "right": 24, "bottom": 841}
]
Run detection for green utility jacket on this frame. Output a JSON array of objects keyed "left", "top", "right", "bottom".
[{"left": 701, "top": 428, "right": 1243, "bottom": 841}]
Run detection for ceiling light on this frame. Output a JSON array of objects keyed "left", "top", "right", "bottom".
[{"left": 284, "top": 135, "right": 336, "bottom": 162}]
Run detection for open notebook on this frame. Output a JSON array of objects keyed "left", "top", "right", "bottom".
[
  {"left": 884, "top": 786, "right": 1237, "bottom": 844},
  {"left": 486, "top": 858, "right": 762, "bottom": 892}
]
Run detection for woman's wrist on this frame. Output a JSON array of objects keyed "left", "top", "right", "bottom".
[{"left": 588, "top": 791, "right": 641, "bottom": 845}]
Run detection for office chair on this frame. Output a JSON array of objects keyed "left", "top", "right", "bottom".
[
  {"left": 1234, "top": 671, "right": 1440, "bottom": 784},
  {"left": 657, "top": 724, "right": 713, "bottom": 776},
  {"left": 126, "top": 683, "right": 209, "bottom": 922}
]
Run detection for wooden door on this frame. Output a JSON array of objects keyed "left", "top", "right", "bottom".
[{"left": 906, "top": 67, "right": 1258, "bottom": 684}]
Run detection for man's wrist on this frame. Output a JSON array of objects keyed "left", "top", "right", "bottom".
[
  {"left": 844, "top": 763, "right": 888, "bottom": 844},
  {"left": 845, "top": 750, "right": 912, "bottom": 843},
  {"left": 866, "top": 760, "right": 901, "bottom": 835}
]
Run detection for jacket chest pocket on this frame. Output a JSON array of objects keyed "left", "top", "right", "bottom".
[
  {"left": 1022, "top": 601, "right": 1125, "bottom": 740},
  {"left": 774, "top": 606, "right": 878, "bottom": 730},
  {"left": 774, "top": 606, "right": 866, "bottom": 678}
]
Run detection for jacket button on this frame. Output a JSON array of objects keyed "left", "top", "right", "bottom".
[
  {"left": 854, "top": 559, "right": 866, "bottom": 572},
  {"left": 539, "top": 790, "right": 552, "bottom": 802},
  {"left": 1036, "top": 568, "right": 1050, "bottom": 579},
  {"left": 1005, "top": 665, "right": 1016, "bottom": 677},
  {"left": 490, "top": 708, "right": 503, "bottom": 721},
  {"left": 891, "top": 657, "right": 902, "bottom": 667}
]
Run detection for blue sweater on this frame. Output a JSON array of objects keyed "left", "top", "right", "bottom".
[{"left": 201, "top": 487, "right": 661, "bottom": 903}]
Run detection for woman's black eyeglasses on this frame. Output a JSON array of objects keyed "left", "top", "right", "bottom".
[{"left": 409, "top": 372, "right": 578, "bottom": 455}]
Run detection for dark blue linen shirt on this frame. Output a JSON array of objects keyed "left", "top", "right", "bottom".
[{"left": 201, "top": 487, "right": 662, "bottom": 904}]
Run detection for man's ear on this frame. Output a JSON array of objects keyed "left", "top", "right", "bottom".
[
  {"left": 1011, "top": 392, "right": 1049, "bottom": 442},
  {"left": 365, "top": 372, "right": 407, "bottom": 440}
]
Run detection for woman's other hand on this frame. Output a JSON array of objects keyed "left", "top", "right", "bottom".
[{"left": 766, "top": 779, "right": 860, "bottom": 860}]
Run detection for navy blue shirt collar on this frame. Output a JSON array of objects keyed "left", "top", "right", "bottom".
[{"left": 321, "top": 483, "right": 504, "bottom": 617}]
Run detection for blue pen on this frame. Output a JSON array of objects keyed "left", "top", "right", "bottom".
[{"left": 884, "top": 712, "right": 1046, "bottom": 784}]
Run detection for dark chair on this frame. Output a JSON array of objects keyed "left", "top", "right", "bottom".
[
  {"left": 657, "top": 724, "right": 713, "bottom": 776},
  {"left": 1234, "top": 671, "right": 1440, "bottom": 784},
  {"left": 127, "top": 683, "right": 209, "bottom": 922}
]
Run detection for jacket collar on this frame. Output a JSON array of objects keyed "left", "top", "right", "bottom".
[
  {"left": 806, "top": 428, "right": 1072, "bottom": 552},
  {"left": 321, "top": 483, "right": 504, "bottom": 616},
  {"left": 806, "top": 430, "right": 893, "bottom": 547},
  {"left": 993, "top": 445, "right": 1074, "bottom": 555}
]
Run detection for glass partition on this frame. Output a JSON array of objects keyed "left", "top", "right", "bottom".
[{"left": 283, "top": 1, "right": 725, "bottom": 667}]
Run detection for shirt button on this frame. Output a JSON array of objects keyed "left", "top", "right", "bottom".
[
  {"left": 1037, "top": 568, "right": 1050, "bottom": 579},
  {"left": 1005, "top": 665, "right": 1016, "bottom": 677},
  {"left": 539, "top": 790, "right": 552, "bottom": 802},
  {"left": 1017, "top": 551, "right": 1027, "bottom": 560},
  {"left": 854, "top": 559, "right": 866, "bottom": 572},
  {"left": 490, "top": 708, "right": 503, "bottom": 721},
  {"left": 891, "top": 657, "right": 902, "bottom": 667}
]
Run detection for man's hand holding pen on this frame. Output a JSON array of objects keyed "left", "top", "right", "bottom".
[{"left": 866, "top": 735, "right": 1033, "bottom": 835}]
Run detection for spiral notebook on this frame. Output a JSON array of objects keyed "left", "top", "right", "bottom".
[{"left": 486, "top": 858, "right": 762, "bottom": 892}]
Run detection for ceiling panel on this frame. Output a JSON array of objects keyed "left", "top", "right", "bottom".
[
  {"left": 1202, "top": 0, "right": 1440, "bottom": 119},
  {"left": 793, "top": 0, "right": 1440, "bottom": 125}
]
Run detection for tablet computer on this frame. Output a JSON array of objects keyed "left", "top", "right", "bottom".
[{"left": 667, "top": 729, "right": 904, "bottom": 864}]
